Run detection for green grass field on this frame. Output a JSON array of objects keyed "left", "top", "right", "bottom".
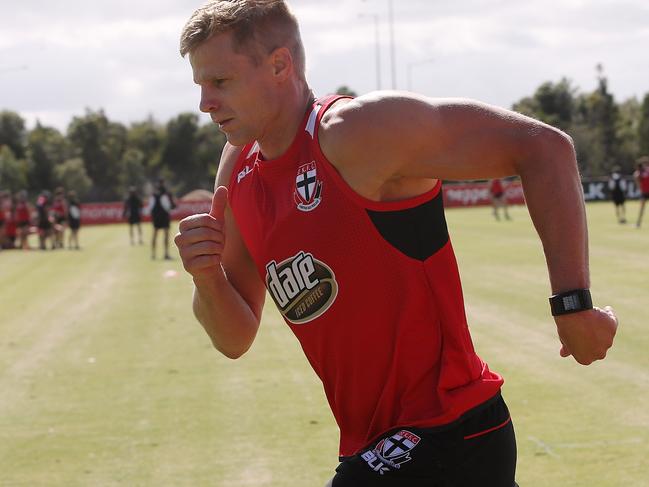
[{"left": 1, "top": 201, "right": 647, "bottom": 487}]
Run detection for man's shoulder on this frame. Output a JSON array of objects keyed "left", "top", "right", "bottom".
[{"left": 216, "top": 143, "right": 245, "bottom": 188}]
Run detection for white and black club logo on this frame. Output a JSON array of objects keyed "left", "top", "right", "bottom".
[{"left": 294, "top": 162, "right": 323, "bottom": 212}]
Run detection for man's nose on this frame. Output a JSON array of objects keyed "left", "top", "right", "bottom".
[{"left": 199, "top": 88, "right": 220, "bottom": 113}]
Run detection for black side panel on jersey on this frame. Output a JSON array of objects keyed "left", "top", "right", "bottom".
[{"left": 366, "top": 192, "right": 449, "bottom": 261}]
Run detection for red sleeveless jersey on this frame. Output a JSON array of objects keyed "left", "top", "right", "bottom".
[
  {"left": 638, "top": 168, "right": 649, "bottom": 194},
  {"left": 228, "top": 96, "right": 503, "bottom": 457}
]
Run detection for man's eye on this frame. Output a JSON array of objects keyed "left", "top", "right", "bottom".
[{"left": 213, "top": 79, "right": 226, "bottom": 87}]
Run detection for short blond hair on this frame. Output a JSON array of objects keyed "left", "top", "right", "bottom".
[{"left": 180, "top": 0, "right": 305, "bottom": 79}]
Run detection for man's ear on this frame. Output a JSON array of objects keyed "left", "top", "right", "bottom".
[{"left": 268, "top": 47, "right": 292, "bottom": 81}]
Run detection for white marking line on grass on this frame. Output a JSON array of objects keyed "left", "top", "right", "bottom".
[
  {"left": 528, "top": 436, "right": 644, "bottom": 458},
  {"left": 528, "top": 436, "right": 560, "bottom": 458},
  {"left": 554, "top": 438, "right": 644, "bottom": 449}
]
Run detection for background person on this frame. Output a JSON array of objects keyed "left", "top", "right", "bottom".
[
  {"left": 174, "top": 2, "right": 617, "bottom": 486},
  {"left": 51, "top": 187, "right": 68, "bottom": 249},
  {"left": 634, "top": 156, "right": 649, "bottom": 228},
  {"left": 489, "top": 177, "right": 511, "bottom": 221},
  {"left": 148, "top": 179, "right": 176, "bottom": 260},
  {"left": 35, "top": 190, "right": 54, "bottom": 250},
  {"left": 607, "top": 166, "right": 627, "bottom": 223},
  {"left": 123, "top": 186, "right": 144, "bottom": 245},
  {"left": 67, "top": 190, "right": 82, "bottom": 250},
  {"left": 0, "top": 189, "right": 8, "bottom": 249},
  {"left": 14, "top": 190, "right": 32, "bottom": 250}
]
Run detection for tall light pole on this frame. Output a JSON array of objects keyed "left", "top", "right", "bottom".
[
  {"left": 387, "top": 0, "right": 396, "bottom": 89},
  {"left": 359, "top": 13, "right": 382, "bottom": 90},
  {"left": 361, "top": 0, "right": 396, "bottom": 89},
  {"left": 407, "top": 58, "right": 435, "bottom": 92}
]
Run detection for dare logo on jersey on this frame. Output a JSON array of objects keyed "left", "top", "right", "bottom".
[
  {"left": 294, "top": 162, "right": 323, "bottom": 212},
  {"left": 265, "top": 251, "right": 338, "bottom": 324}
]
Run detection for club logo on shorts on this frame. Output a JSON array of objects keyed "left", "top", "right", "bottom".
[
  {"left": 265, "top": 251, "right": 338, "bottom": 324},
  {"left": 294, "top": 162, "right": 322, "bottom": 212},
  {"left": 361, "top": 430, "right": 421, "bottom": 475}
]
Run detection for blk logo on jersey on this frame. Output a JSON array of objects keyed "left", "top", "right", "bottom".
[
  {"left": 265, "top": 251, "right": 338, "bottom": 324},
  {"left": 361, "top": 430, "right": 421, "bottom": 475},
  {"left": 294, "top": 162, "right": 323, "bottom": 212}
]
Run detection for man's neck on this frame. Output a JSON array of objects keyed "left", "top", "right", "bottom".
[{"left": 257, "top": 85, "right": 314, "bottom": 160}]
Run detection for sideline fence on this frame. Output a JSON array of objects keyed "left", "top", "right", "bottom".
[{"left": 77, "top": 178, "right": 643, "bottom": 225}]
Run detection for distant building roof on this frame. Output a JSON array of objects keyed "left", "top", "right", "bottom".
[{"left": 180, "top": 189, "right": 213, "bottom": 201}]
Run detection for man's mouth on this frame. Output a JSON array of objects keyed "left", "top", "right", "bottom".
[{"left": 215, "top": 118, "right": 233, "bottom": 129}]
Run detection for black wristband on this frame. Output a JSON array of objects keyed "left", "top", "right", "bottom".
[{"left": 549, "top": 289, "right": 593, "bottom": 316}]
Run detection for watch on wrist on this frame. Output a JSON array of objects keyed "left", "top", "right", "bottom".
[{"left": 549, "top": 289, "right": 593, "bottom": 316}]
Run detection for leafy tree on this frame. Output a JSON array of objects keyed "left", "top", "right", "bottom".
[
  {"left": 336, "top": 85, "right": 358, "bottom": 97},
  {"left": 119, "top": 148, "right": 148, "bottom": 190},
  {"left": 616, "top": 97, "right": 641, "bottom": 171},
  {"left": 160, "top": 113, "right": 200, "bottom": 193},
  {"left": 196, "top": 123, "right": 227, "bottom": 188},
  {"left": 26, "top": 123, "right": 70, "bottom": 192},
  {"left": 53, "top": 158, "right": 93, "bottom": 198},
  {"left": 67, "top": 109, "right": 127, "bottom": 200},
  {"left": 127, "top": 117, "right": 165, "bottom": 175},
  {"left": 513, "top": 78, "right": 576, "bottom": 131},
  {"left": 574, "top": 65, "right": 620, "bottom": 174},
  {"left": 0, "top": 111, "right": 27, "bottom": 159},
  {"left": 0, "top": 145, "right": 28, "bottom": 191},
  {"left": 638, "top": 93, "right": 649, "bottom": 157}
]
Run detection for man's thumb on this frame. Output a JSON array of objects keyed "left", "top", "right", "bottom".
[{"left": 210, "top": 186, "right": 228, "bottom": 220}]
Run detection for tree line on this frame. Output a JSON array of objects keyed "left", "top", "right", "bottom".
[
  {"left": 0, "top": 110, "right": 226, "bottom": 202},
  {"left": 1, "top": 69, "right": 648, "bottom": 202}
]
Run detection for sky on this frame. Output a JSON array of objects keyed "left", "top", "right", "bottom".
[{"left": 1, "top": 0, "right": 648, "bottom": 132}]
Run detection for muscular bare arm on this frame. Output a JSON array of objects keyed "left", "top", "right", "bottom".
[
  {"left": 320, "top": 92, "right": 617, "bottom": 365},
  {"left": 175, "top": 143, "right": 266, "bottom": 358}
]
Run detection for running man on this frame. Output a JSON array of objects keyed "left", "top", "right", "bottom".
[{"left": 174, "top": 2, "right": 618, "bottom": 486}]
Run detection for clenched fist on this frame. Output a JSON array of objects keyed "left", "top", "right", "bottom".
[
  {"left": 174, "top": 186, "right": 228, "bottom": 281},
  {"left": 555, "top": 306, "right": 618, "bottom": 365}
]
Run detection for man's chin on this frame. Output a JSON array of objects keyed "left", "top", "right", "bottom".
[{"left": 224, "top": 132, "right": 254, "bottom": 147}]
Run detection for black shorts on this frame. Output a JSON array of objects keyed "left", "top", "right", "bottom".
[
  {"left": 612, "top": 190, "right": 625, "bottom": 206},
  {"left": 332, "top": 394, "right": 517, "bottom": 487},
  {"left": 152, "top": 215, "right": 170, "bottom": 229}
]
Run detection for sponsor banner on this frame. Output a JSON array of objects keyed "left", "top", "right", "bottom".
[
  {"left": 442, "top": 181, "right": 525, "bottom": 208},
  {"left": 443, "top": 177, "right": 644, "bottom": 207},
  {"left": 581, "top": 177, "right": 642, "bottom": 201},
  {"left": 80, "top": 200, "right": 211, "bottom": 225}
]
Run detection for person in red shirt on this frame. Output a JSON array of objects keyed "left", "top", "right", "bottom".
[
  {"left": 489, "top": 178, "right": 511, "bottom": 221},
  {"left": 14, "top": 190, "right": 32, "bottom": 250},
  {"left": 51, "top": 187, "right": 68, "bottom": 249},
  {"left": 174, "top": 2, "right": 618, "bottom": 486},
  {"left": 0, "top": 190, "right": 8, "bottom": 249},
  {"left": 634, "top": 157, "right": 649, "bottom": 228}
]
